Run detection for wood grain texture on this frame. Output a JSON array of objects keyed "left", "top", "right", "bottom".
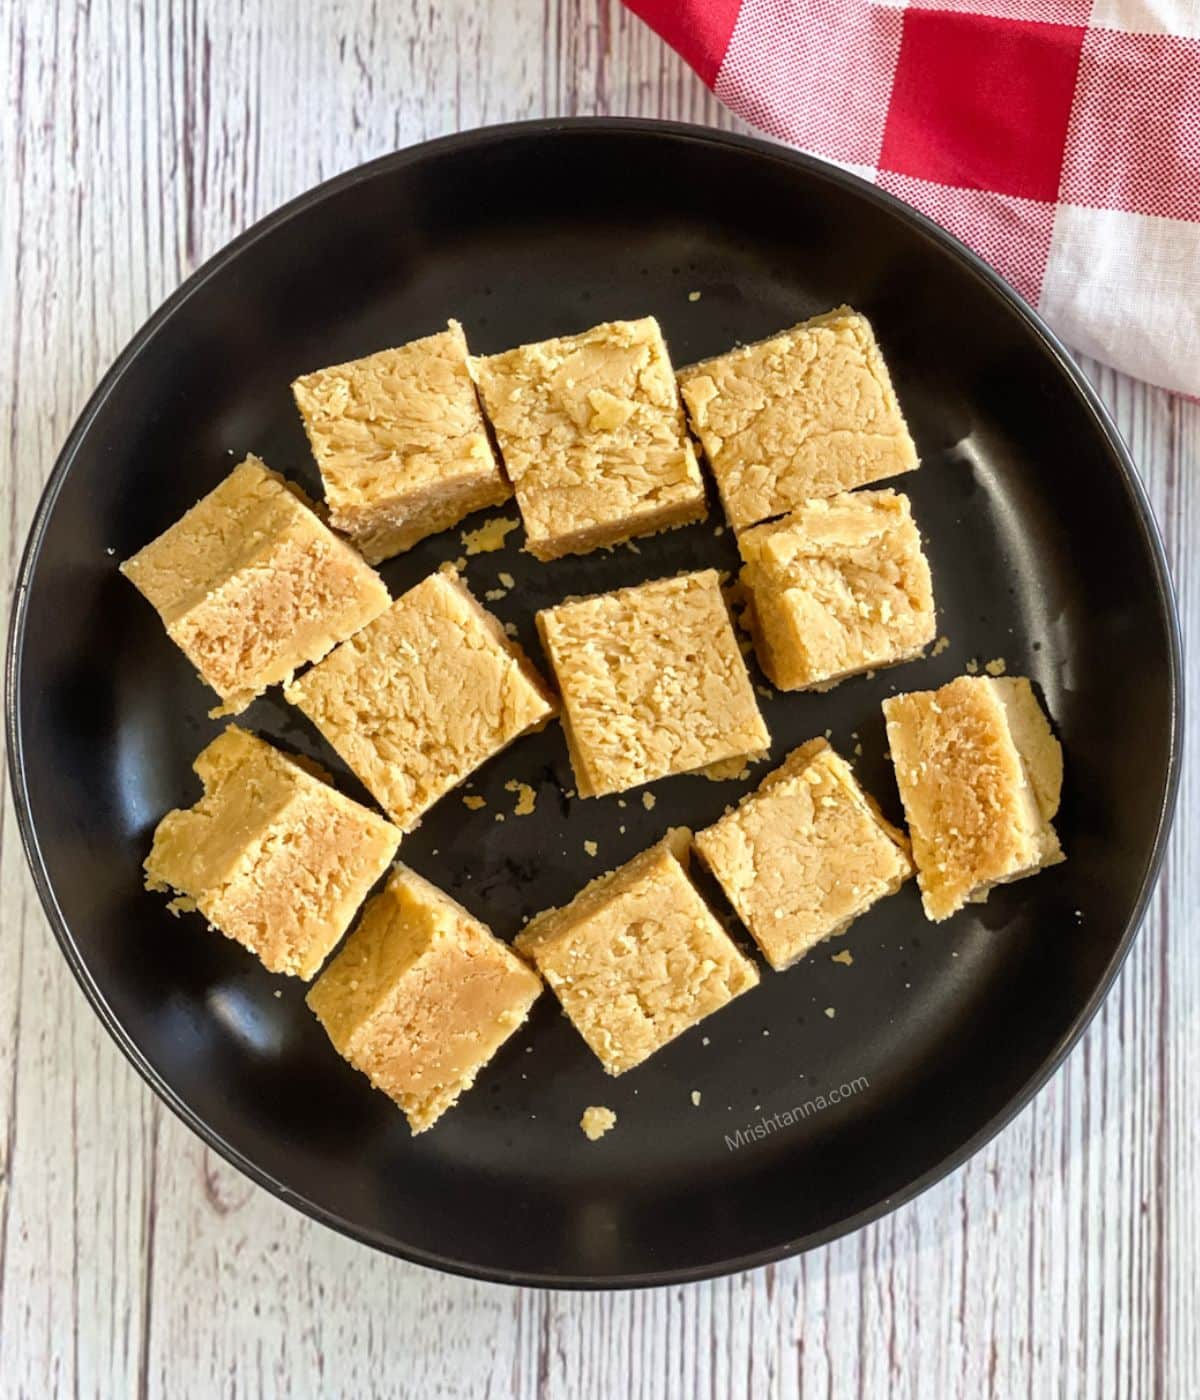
[{"left": 0, "top": 2, "right": 1195, "bottom": 1397}]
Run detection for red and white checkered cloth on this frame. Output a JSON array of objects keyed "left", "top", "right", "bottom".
[{"left": 625, "top": 0, "right": 1200, "bottom": 396}]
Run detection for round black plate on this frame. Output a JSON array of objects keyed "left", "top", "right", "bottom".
[{"left": 7, "top": 120, "right": 1182, "bottom": 1287}]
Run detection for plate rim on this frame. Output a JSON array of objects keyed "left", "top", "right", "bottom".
[{"left": 5, "top": 115, "right": 1184, "bottom": 1289}]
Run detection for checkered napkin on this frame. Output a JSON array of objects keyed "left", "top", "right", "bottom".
[{"left": 625, "top": 0, "right": 1200, "bottom": 396}]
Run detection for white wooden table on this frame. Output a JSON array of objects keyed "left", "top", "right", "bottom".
[{"left": 1, "top": 3, "right": 1195, "bottom": 1396}]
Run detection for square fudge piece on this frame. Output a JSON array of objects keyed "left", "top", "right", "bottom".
[
  {"left": 145, "top": 726, "right": 400, "bottom": 979},
  {"left": 882, "top": 675, "right": 1065, "bottom": 922},
  {"left": 677, "top": 306, "right": 919, "bottom": 531},
  {"left": 285, "top": 568, "right": 557, "bottom": 831},
  {"left": 739, "top": 489, "right": 936, "bottom": 691},
  {"left": 307, "top": 866, "right": 542, "bottom": 1133},
  {"left": 695, "top": 739, "right": 912, "bottom": 970},
  {"left": 536, "top": 569, "right": 769, "bottom": 798},
  {"left": 121, "top": 455, "right": 390, "bottom": 714},
  {"left": 291, "top": 321, "right": 511, "bottom": 564},
  {"left": 515, "top": 830, "right": 758, "bottom": 1075},
  {"left": 474, "top": 317, "right": 707, "bottom": 560}
]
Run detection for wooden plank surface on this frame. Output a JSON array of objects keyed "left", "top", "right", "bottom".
[{"left": 0, "top": 2, "right": 1194, "bottom": 1396}]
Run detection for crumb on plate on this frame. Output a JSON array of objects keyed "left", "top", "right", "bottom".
[
  {"left": 461, "top": 516, "right": 520, "bottom": 555},
  {"left": 505, "top": 779, "right": 537, "bottom": 816},
  {"left": 580, "top": 1105, "right": 617, "bottom": 1141}
]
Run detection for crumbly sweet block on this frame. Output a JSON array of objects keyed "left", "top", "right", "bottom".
[
  {"left": 694, "top": 738, "right": 912, "bottom": 970},
  {"left": 515, "top": 830, "right": 759, "bottom": 1075},
  {"left": 882, "top": 676, "right": 1064, "bottom": 922},
  {"left": 307, "top": 865, "right": 542, "bottom": 1132},
  {"left": 145, "top": 726, "right": 400, "bottom": 979},
  {"left": 291, "top": 321, "right": 511, "bottom": 564},
  {"left": 284, "top": 568, "right": 557, "bottom": 831},
  {"left": 535, "top": 569, "right": 769, "bottom": 798},
  {"left": 474, "top": 317, "right": 707, "bottom": 561},
  {"left": 677, "top": 306, "right": 919, "bottom": 531},
  {"left": 120, "top": 455, "right": 390, "bottom": 714},
  {"left": 739, "top": 489, "right": 935, "bottom": 691}
]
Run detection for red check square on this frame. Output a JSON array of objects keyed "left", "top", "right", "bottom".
[
  {"left": 717, "top": 0, "right": 905, "bottom": 167},
  {"left": 879, "top": 9, "right": 1086, "bottom": 201},
  {"left": 1060, "top": 30, "right": 1200, "bottom": 220},
  {"left": 877, "top": 171, "right": 1056, "bottom": 303},
  {"left": 907, "top": 0, "right": 1091, "bottom": 20}
]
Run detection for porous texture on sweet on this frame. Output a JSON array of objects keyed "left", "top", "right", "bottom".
[
  {"left": 307, "top": 866, "right": 542, "bottom": 1132},
  {"left": 677, "top": 306, "right": 919, "bottom": 531},
  {"left": 882, "top": 676, "right": 1064, "bottom": 922},
  {"left": 474, "top": 317, "right": 707, "bottom": 561},
  {"left": 739, "top": 489, "right": 935, "bottom": 691},
  {"left": 535, "top": 569, "right": 769, "bottom": 798},
  {"left": 120, "top": 457, "right": 391, "bottom": 714},
  {"left": 515, "top": 830, "right": 759, "bottom": 1075},
  {"left": 694, "top": 738, "right": 912, "bottom": 970},
  {"left": 291, "top": 321, "right": 511, "bottom": 564},
  {"left": 145, "top": 726, "right": 400, "bottom": 979},
  {"left": 285, "top": 568, "right": 557, "bottom": 831}
]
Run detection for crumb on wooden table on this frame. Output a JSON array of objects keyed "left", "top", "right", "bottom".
[
  {"left": 462, "top": 794, "right": 487, "bottom": 811},
  {"left": 831, "top": 949, "right": 854, "bottom": 966}
]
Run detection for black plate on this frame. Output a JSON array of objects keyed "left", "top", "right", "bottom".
[{"left": 7, "top": 119, "right": 1182, "bottom": 1287}]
